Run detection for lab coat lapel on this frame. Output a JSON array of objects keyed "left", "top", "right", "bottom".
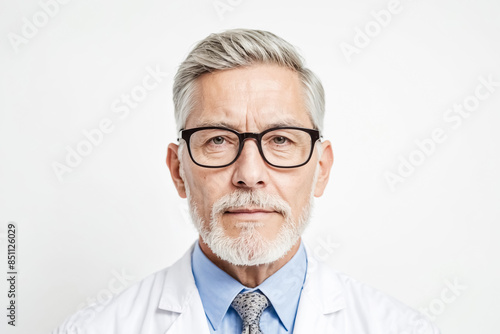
[
  {"left": 155, "top": 242, "right": 346, "bottom": 334},
  {"left": 293, "top": 245, "right": 346, "bottom": 334},
  {"left": 158, "top": 243, "right": 211, "bottom": 334}
]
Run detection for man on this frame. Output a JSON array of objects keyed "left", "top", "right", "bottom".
[{"left": 55, "top": 29, "right": 440, "bottom": 333}]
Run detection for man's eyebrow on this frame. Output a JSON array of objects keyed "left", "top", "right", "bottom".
[
  {"left": 194, "top": 121, "right": 239, "bottom": 130},
  {"left": 265, "top": 120, "right": 307, "bottom": 129}
]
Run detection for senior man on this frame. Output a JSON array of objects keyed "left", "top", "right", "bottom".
[{"left": 55, "top": 29, "right": 440, "bottom": 334}]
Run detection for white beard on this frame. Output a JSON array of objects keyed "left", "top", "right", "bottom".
[{"left": 179, "top": 144, "right": 317, "bottom": 266}]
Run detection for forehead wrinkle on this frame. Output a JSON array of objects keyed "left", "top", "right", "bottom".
[{"left": 189, "top": 117, "right": 311, "bottom": 132}]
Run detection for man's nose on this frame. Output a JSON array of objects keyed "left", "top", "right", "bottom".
[{"left": 231, "top": 139, "right": 268, "bottom": 189}]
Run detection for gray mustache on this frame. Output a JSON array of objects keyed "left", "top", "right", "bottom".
[{"left": 211, "top": 190, "right": 292, "bottom": 217}]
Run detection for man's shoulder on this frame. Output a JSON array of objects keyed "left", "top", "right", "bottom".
[
  {"left": 53, "top": 247, "right": 194, "bottom": 334},
  {"left": 53, "top": 267, "right": 169, "bottom": 333},
  {"left": 308, "top": 259, "right": 440, "bottom": 334}
]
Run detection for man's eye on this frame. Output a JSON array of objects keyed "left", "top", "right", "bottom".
[
  {"left": 210, "top": 136, "right": 225, "bottom": 145},
  {"left": 273, "top": 136, "right": 288, "bottom": 144}
]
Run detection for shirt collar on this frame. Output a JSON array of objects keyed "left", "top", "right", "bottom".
[{"left": 191, "top": 240, "right": 307, "bottom": 332}]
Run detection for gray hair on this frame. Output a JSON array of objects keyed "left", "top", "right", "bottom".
[{"left": 172, "top": 29, "right": 325, "bottom": 133}]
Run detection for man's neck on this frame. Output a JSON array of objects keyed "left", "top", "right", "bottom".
[{"left": 197, "top": 236, "right": 302, "bottom": 288}]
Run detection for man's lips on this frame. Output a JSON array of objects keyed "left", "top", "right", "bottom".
[{"left": 225, "top": 208, "right": 276, "bottom": 214}]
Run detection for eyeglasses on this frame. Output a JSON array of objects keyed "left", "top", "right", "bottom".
[{"left": 178, "top": 126, "right": 321, "bottom": 168}]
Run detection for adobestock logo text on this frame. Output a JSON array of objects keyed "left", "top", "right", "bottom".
[
  {"left": 340, "top": 0, "right": 404, "bottom": 64},
  {"left": 385, "top": 74, "right": 499, "bottom": 191},
  {"left": 51, "top": 65, "right": 168, "bottom": 182},
  {"left": 8, "top": 0, "right": 73, "bottom": 53}
]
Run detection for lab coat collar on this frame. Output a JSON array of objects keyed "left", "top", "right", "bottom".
[
  {"left": 302, "top": 243, "right": 346, "bottom": 314},
  {"left": 292, "top": 243, "right": 346, "bottom": 334},
  {"left": 158, "top": 242, "right": 198, "bottom": 313},
  {"left": 158, "top": 243, "right": 211, "bottom": 334},
  {"left": 156, "top": 241, "right": 346, "bottom": 333}
]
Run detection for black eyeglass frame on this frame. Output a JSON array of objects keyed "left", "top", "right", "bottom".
[{"left": 178, "top": 126, "right": 321, "bottom": 169}]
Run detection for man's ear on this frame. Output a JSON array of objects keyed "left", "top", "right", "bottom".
[
  {"left": 166, "top": 143, "right": 187, "bottom": 198},
  {"left": 314, "top": 140, "right": 334, "bottom": 197}
]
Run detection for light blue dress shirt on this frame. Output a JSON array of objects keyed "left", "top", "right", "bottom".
[{"left": 191, "top": 241, "right": 308, "bottom": 333}]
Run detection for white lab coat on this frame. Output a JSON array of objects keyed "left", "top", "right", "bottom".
[{"left": 54, "top": 242, "right": 440, "bottom": 334}]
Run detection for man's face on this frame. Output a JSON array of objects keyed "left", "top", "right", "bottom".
[{"left": 169, "top": 64, "right": 332, "bottom": 265}]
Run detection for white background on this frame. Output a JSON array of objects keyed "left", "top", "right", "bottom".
[{"left": 1, "top": 0, "right": 499, "bottom": 333}]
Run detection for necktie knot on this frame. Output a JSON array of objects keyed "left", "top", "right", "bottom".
[{"left": 231, "top": 291, "right": 269, "bottom": 333}]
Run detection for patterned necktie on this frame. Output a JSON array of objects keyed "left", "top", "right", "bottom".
[{"left": 231, "top": 291, "right": 270, "bottom": 334}]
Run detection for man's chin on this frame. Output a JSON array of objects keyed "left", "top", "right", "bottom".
[{"left": 201, "top": 228, "right": 298, "bottom": 266}]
